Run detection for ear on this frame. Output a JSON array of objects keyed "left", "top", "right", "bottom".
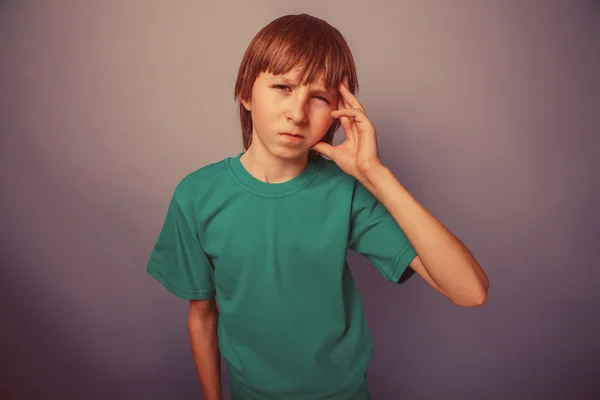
[{"left": 239, "top": 95, "right": 251, "bottom": 111}]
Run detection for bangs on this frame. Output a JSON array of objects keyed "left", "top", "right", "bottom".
[{"left": 261, "top": 17, "right": 354, "bottom": 90}]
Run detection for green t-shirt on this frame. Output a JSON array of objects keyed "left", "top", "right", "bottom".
[{"left": 147, "top": 152, "right": 417, "bottom": 400}]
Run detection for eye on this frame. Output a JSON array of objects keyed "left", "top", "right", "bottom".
[
  {"left": 273, "top": 84, "right": 291, "bottom": 91},
  {"left": 313, "top": 96, "right": 331, "bottom": 104}
]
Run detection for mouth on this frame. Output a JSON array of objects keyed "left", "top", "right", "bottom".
[{"left": 279, "top": 132, "right": 305, "bottom": 141}]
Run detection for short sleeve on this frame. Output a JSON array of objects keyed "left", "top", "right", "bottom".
[
  {"left": 348, "top": 180, "right": 417, "bottom": 284},
  {"left": 146, "top": 187, "right": 215, "bottom": 300}
]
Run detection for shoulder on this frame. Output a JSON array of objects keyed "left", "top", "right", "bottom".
[
  {"left": 315, "top": 156, "right": 378, "bottom": 208},
  {"left": 314, "top": 156, "right": 360, "bottom": 193},
  {"left": 315, "top": 156, "right": 354, "bottom": 183},
  {"left": 172, "top": 156, "right": 231, "bottom": 202}
]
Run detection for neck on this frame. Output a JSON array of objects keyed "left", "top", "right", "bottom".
[{"left": 240, "top": 141, "right": 309, "bottom": 184}]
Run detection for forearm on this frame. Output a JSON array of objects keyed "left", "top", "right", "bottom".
[
  {"left": 361, "top": 163, "right": 489, "bottom": 304},
  {"left": 188, "top": 308, "right": 222, "bottom": 400}
]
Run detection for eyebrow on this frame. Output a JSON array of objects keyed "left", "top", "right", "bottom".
[{"left": 277, "top": 76, "right": 333, "bottom": 97}]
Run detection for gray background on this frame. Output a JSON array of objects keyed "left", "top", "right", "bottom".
[{"left": 1, "top": 1, "right": 599, "bottom": 399}]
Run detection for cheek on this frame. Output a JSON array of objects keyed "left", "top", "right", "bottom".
[
  {"left": 311, "top": 108, "right": 334, "bottom": 131},
  {"left": 249, "top": 99, "right": 273, "bottom": 128},
  {"left": 248, "top": 86, "right": 276, "bottom": 127}
]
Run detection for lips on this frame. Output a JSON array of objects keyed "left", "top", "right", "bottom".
[{"left": 280, "top": 132, "right": 304, "bottom": 138}]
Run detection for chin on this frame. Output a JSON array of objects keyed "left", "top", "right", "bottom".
[{"left": 268, "top": 144, "right": 310, "bottom": 160}]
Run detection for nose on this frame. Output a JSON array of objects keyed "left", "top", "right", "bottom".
[{"left": 285, "top": 91, "right": 308, "bottom": 125}]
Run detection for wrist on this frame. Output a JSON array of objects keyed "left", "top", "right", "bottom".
[{"left": 358, "top": 161, "right": 390, "bottom": 193}]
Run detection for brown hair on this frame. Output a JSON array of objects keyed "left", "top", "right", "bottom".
[{"left": 234, "top": 14, "right": 359, "bottom": 159}]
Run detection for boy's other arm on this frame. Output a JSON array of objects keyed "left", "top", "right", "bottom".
[
  {"left": 361, "top": 164, "right": 489, "bottom": 307},
  {"left": 188, "top": 298, "right": 222, "bottom": 400}
]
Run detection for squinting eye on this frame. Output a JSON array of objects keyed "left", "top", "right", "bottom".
[
  {"left": 314, "top": 96, "right": 330, "bottom": 104},
  {"left": 273, "top": 84, "right": 290, "bottom": 91}
]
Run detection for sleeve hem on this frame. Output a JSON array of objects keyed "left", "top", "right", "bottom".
[
  {"left": 147, "top": 264, "right": 215, "bottom": 300},
  {"left": 388, "top": 243, "right": 418, "bottom": 284}
]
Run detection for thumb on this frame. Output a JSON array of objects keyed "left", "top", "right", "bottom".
[{"left": 311, "top": 141, "right": 335, "bottom": 158}]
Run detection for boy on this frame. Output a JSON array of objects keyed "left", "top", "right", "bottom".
[{"left": 147, "top": 13, "right": 489, "bottom": 400}]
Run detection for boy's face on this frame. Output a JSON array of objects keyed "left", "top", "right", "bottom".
[{"left": 241, "top": 68, "right": 339, "bottom": 160}]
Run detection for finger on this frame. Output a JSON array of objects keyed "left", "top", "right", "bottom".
[
  {"left": 336, "top": 77, "right": 350, "bottom": 109},
  {"left": 332, "top": 108, "right": 369, "bottom": 141},
  {"left": 333, "top": 99, "right": 355, "bottom": 137},
  {"left": 343, "top": 98, "right": 351, "bottom": 109},
  {"left": 335, "top": 97, "right": 351, "bottom": 141},
  {"left": 337, "top": 93, "right": 350, "bottom": 112},
  {"left": 340, "top": 115, "right": 354, "bottom": 141},
  {"left": 338, "top": 86, "right": 351, "bottom": 109},
  {"left": 331, "top": 107, "right": 367, "bottom": 122},
  {"left": 339, "top": 82, "right": 364, "bottom": 111},
  {"left": 341, "top": 76, "right": 352, "bottom": 108},
  {"left": 311, "top": 141, "right": 335, "bottom": 158}
]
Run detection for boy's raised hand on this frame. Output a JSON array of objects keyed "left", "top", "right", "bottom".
[{"left": 311, "top": 80, "right": 383, "bottom": 182}]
